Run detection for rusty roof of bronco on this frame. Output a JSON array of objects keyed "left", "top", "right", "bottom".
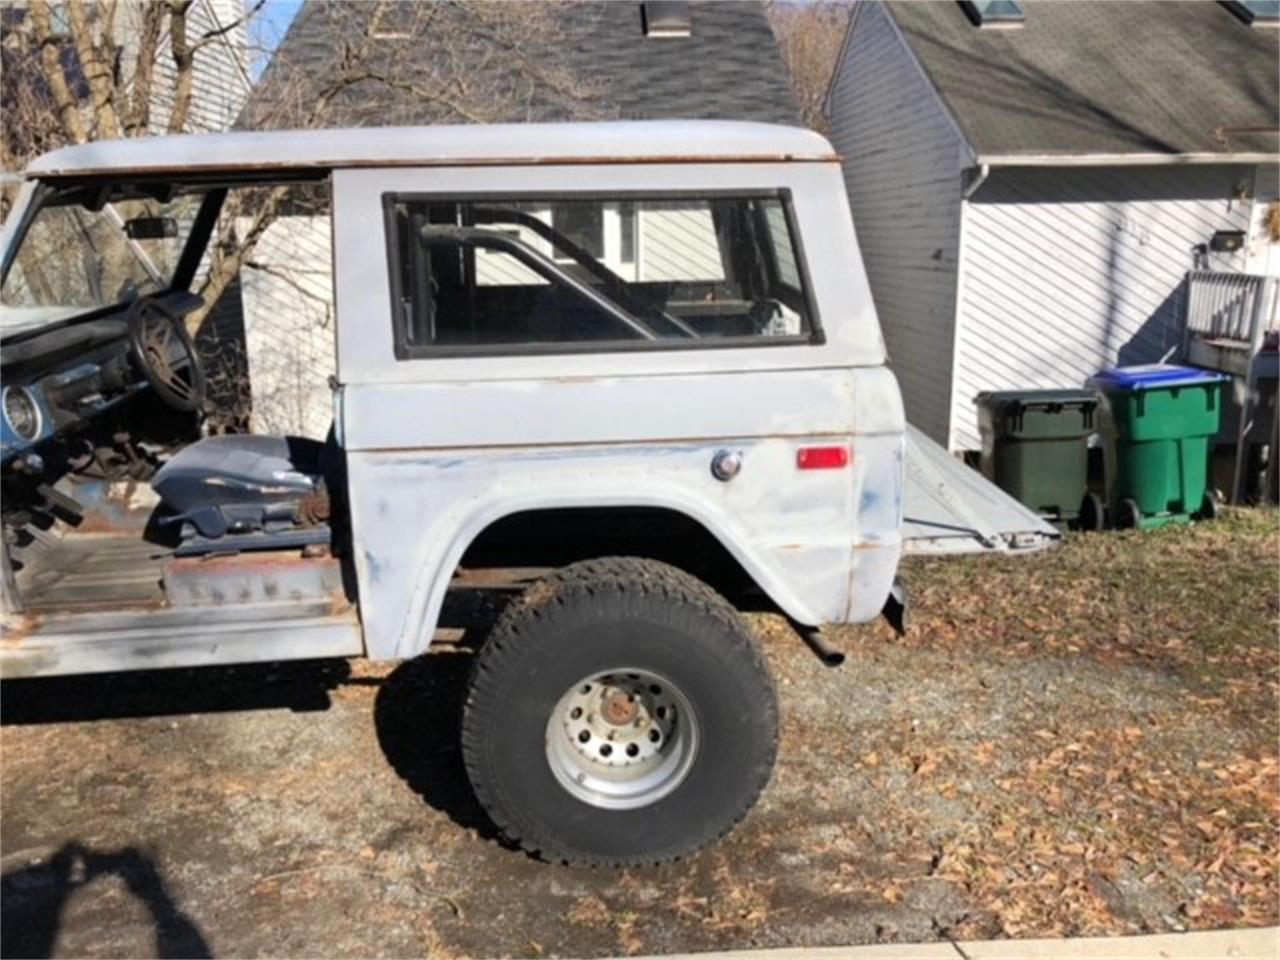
[{"left": 25, "top": 121, "right": 836, "bottom": 179}]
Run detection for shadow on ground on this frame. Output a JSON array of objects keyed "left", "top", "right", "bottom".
[
  {"left": 0, "top": 660, "right": 355, "bottom": 726},
  {"left": 372, "top": 586, "right": 515, "bottom": 844},
  {"left": 1, "top": 843, "right": 211, "bottom": 960},
  {"left": 0, "top": 590, "right": 523, "bottom": 957}
]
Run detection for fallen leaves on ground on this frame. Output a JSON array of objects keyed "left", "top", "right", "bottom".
[{"left": 807, "top": 507, "right": 1280, "bottom": 939}]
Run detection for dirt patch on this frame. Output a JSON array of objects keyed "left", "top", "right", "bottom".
[{"left": 2, "top": 510, "right": 1276, "bottom": 957}]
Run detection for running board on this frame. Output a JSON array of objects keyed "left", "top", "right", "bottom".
[{"left": 1, "top": 601, "right": 362, "bottom": 679}]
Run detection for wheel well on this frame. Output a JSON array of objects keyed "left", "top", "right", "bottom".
[{"left": 457, "top": 507, "right": 765, "bottom": 607}]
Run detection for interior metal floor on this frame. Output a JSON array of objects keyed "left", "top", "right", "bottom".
[{"left": 15, "top": 534, "right": 170, "bottom": 611}]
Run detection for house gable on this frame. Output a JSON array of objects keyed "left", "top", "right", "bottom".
[{"left": 826, "top": 0, "right": 971, "bottom": 446}]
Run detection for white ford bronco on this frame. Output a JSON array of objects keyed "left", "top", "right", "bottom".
[{"left": 0, "top": 121, "right": 1054, "bottom": 865}]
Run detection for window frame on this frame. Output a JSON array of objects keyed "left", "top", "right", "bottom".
[{"left": 381, "top": 188, "right": 825, "bottom": 360}]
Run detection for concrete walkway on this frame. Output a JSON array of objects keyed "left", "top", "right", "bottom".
[{"left": 640, "top": 926, "right": 1280, "bottom": 960}]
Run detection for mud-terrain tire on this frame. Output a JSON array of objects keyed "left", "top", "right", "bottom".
[{"left": 461, "top": 557, "right": 778, "bottom": 867}]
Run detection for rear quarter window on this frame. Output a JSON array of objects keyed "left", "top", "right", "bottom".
[{"left": 383, "top": 192, "right": 820, "bottom": 358}]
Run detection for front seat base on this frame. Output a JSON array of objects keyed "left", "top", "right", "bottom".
[{"left": 152, "top": 434, "right": 327, "bottom": 540}]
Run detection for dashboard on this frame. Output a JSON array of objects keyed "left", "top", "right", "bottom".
[{"left": 0, "top": 318, "right": 147, "bottom": 465}]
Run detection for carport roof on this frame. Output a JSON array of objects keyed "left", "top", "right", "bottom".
[{"left": 883, "top": 0, "right": 1280, "bottom": 162}]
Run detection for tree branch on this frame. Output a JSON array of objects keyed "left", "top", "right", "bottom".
[
  {"left": 187, "top": 185, "right": 291, "bottom": 335},
  {"left": 66, "top": 1, "right": 122, "bottom": 139},
  {"left": 127, "top": 2, "right": 167, "bottom": 136},
  {"left": 166, "top": 0, "right": 196, "bottom": 134},
  {"left": 191, "top": 0, "right": 266, "bottom": 53},
  {"left": 244, "top": 259, "right": 335, "bottom": 317},
  {"left": 28, "top": 1, "right": 89, "bottom": 144}
]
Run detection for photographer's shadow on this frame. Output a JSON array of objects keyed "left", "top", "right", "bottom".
[{"left": 1, "top": 843, "right": 211, "bottom": 959}]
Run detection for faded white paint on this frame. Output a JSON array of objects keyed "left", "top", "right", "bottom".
[
  {"left": 240, "top": 215, "right": 336, "bottom": 437},
  {"left": 332, "top": 162, "right": 887, "bottom": 384},
  {"left": 27, "top": 120, "right": 835, "bottom": 178},
  {"left": 331, "top": 159, "right": 902, "bottom": 659},
  {"left": 243, "top": 202, "right": 735, "bottom": 436},
  {"left": 2, "top": 121, "right": 1061, "bottom": 680},
  {"left": 0, "top": 604, "right": 361, "bottom": 679}
]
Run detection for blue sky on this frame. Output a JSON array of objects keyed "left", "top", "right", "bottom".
[{"left": 249, "top": 0, "right": 303, "bottom": 80}]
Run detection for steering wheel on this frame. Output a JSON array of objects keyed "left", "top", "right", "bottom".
[{"left": 127, "top": 298, "right": 207, "bottom": 413}]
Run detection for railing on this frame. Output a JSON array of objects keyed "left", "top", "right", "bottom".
[
  {"left": 1184, "top": 271, "right": 1280, "bottom": 345},
  {"left": 1181, "top": 270, "right": 1280, "bottom": 505}
]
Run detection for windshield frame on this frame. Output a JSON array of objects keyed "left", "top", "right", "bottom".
[{"left": 0, "top": 179, "right": 224, "bottom": 342}]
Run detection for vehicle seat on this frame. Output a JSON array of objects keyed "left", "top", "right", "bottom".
[{"left": 151, "top": 434, "right": 326, "bottom": 539}]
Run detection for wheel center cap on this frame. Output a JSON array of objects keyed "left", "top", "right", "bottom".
[{"left": 602, "top": 691, "right": 638, "bottom": 726}]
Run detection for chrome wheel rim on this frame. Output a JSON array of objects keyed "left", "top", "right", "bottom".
[{"left": 545, "top": 668, "right": 698, "bottom": 810}]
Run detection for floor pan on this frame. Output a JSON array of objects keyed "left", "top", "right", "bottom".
[{"left": 15, "top": 535, "right": 170, "bottom": 612}]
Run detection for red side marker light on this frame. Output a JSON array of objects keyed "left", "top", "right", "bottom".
[{"left": 797, "top": 445, "right": 850, "bottom": 470}]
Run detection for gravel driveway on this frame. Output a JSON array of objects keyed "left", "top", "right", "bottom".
[{"left": 3, "top": 511, "right": 1276, "bottom": 958}]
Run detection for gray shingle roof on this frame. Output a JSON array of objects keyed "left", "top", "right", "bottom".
[
  {"left": 244, "top": 1, "right": 800, "bottom": 130},
  {"left": 884, "top": 0, "right": 1279, "bottom": 158}
]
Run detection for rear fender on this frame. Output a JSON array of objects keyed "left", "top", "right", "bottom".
[{"left": 345, "top": 444, "right": 853, "bottom": 660}]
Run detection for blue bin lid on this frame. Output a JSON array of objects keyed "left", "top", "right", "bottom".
[{"left": 1086, "top": 364, "right": 1229, "bottom": 391}]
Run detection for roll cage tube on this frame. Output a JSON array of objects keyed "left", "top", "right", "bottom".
[
  {"left": 466, "top": 206, "right": 701, "bottom": 340},
  {"left": 418, "top": 224, "right": 674, "bottom": 341}
]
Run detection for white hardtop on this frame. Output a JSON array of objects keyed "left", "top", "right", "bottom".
[{"left": 25, "top": 120, "right": 836, "bottom": 178}]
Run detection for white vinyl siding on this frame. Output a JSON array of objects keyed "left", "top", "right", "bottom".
[
  {"left": 119, "top": 0, "right": 253, "bottom": 135},
  {"left": 950, "top": 165, "right": 1255, "bottom": 450},
  {"left": 472, "top": 204, "right": 725, "bottom": 285},
  {"left": 240, "top": 216, "right": 336, "bottom": 438},
  {"left": 636, "top": 206, "right": 725, "bottom": 282},
  {"left": 826, "top": 1, "right": 968, "bottom": 446}
]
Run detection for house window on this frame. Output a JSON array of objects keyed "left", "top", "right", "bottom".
[
  {"left": 385, "top": 193, "right": 817, "bottom": 356},
  {"left": 958, "top": 0, "right": 1026, "bottom": 27},
  {"left": 1222, "top": 1, "right": 1280, "bottom": 26}
]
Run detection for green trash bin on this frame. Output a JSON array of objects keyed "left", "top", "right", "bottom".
[
  {"left": 975, "top": 389, "right": 1103, "bottom": 530},
  {"left": 1086, "top": 364, "right": 1228, "bottom": 530}
]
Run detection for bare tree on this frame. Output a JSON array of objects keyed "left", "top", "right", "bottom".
[
  {"left": 767, "top": 1, "right": 854, "bottom": 135},
  {"left": 1, "top": 0, "right": 602, "bottom": 337},
  {"left": 2, "top": 2, "right": 263, "bottom": 177},
  {"left": 2, "top": 1, "right": 602, "bottom": 434},
  {"left": 200, "top": 1, "right": 604, "bottom": 337}
]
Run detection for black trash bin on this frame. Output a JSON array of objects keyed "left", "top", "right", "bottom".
[{"left": 975, "top": 389, "right": 1103, "bottom": 530}]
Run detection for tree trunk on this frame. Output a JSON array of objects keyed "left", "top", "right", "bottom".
[
  {"left": 66, "top": 1, "right": 122, "bottom": 140},
  {"left": 166, "top": 1, "right": 196, "bottom": 135},
  {"left": 29, "top": 1, "right": 90, "bottom": 145}
]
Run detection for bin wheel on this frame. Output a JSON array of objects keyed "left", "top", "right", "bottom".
[
  {"left": 1077, "top": 491, "right": 1106, "bottom": 532},
  {"left": 1196, "top": 492, "right": 1219, "bottom": 522},
  {"left": 1116, "top": 497, "right": 1143, "bottom": 530}
]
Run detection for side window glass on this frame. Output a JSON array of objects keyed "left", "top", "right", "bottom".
[{"left": 386, "top": 194, "right": 815, "bottom": 355}]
